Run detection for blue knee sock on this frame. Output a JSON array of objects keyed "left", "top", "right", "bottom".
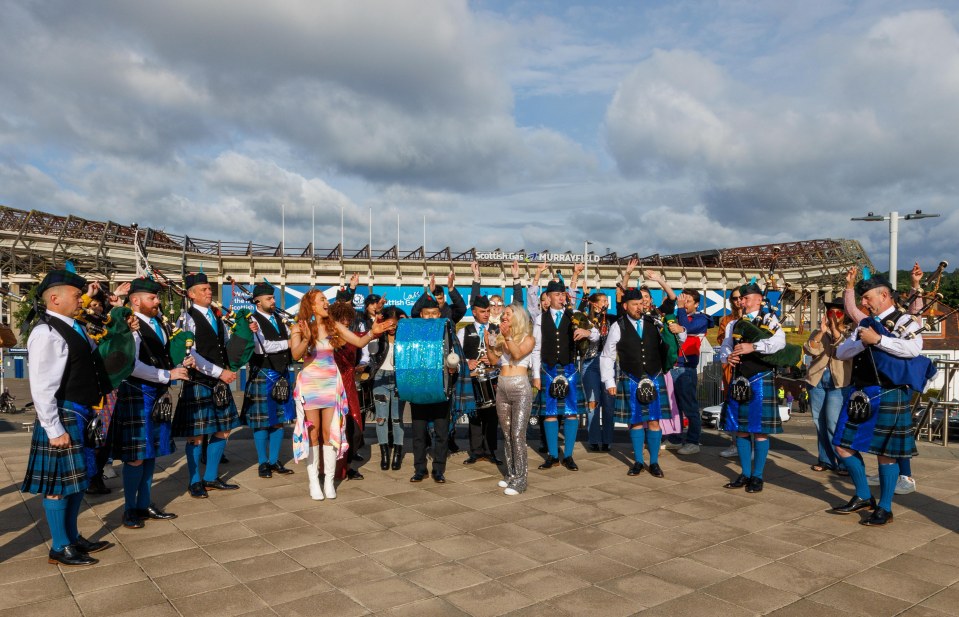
[
  {"left": 563, "top": 418, "right": 578, "bottom": 458},
  {"left": 647, "top": 429, "right": 662, "bottom": 465},
  {"left": 544, "top": 420, "right": 559, "bottom": 458},
  {"left": 122, "top": 463, "right": 144, "bottom": 511},
  {"left": 203, "top": 437, "right": 226, "bottom": 482},
  {"left": 736, "top": 436, "right": 753, "bottom": 477},
  {"left": 752, "top": 439, "right": 770, "bottom": 479},
  {"left": 136, "top": 458, "right": 156, "bottom": 510},
  {"left": 185, "top": 442, "right": 202, "bottom": 485},
  {"left": 878, "top": 463, "right": 899, "bottom": 512},
  {"left": 897, "top": 457, "right": 911, "bottom": 477},
  {"left": 43, "top": 498, "right": 71, "bottom": 552},
  {"left": 840, "top": 453, "right": 872, "bottom": 500},
  {"left": 253, "top": 429, "right": 270, "bottom": 465},
  {"left": 629, "top": 428, "right": 645, "bottom": 464},
  {"left": 269, "top": 426, "right": 284, "bottom": 465},
  {"left": 65, "top": 492, "right": 83, "bottom": 543}
]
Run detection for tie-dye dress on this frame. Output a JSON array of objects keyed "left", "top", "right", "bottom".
[{"left": 293, "top": 338, "right": 349, "bottom": 457}]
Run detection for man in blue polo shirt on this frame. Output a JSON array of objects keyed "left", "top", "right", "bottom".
[{"left": 665, "top": 289, "right": 712, "bottom": 454}]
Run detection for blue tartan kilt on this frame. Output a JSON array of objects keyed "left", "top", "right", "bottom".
[
  {"left": 241, "top": 367, "right": 295, "bottom": 429},
  {"left": 613, "top": 373, "right": 671, "bottom": 425},
  {"left": 834, "top": 386, "right": 917, "bottom": 458},
  {"left": 112, "top": 381, "right": 176, "bottom": 462},
  {"left": 172, "top": 380, "right": 240, "bottom": 437},
  {"left": 723, "top": 372, "right": 782, "bottom": 434},
  {"left": 21, "top": 401, "right": 93, "bottom": 496},
  {"left": 532, "top": 364, "right": 581, "bottom": 417}
]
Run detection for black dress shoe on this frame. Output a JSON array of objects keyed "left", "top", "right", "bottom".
[
  {"left": 432, "top": 473, "right": 446, "bottom": 484},
  {"left": 139, "top": 505, "right": 177, "bottom": 520},
  {"left": 122, "top": 509, "right": 145, "bottom": 529},
  {"left": 831, "top": 496, "right": 877, "bottom": 515},
  {"left": 647, "top": 463, "right": 664, "bottom": 478},
  {"left": 590, "top": 444, "right": 600, "bottom": 452},
  {"left": 85, "top": 475, "right": 111, "bottom": 495},
  {"left": 410, "top": 471, "right": 427, "bottom": 482},
  {"left": 203, "top": 478, "right": 240, "bottom": 491},
  {"left": 724, "top": 474, "right": 751, "bottom": 489},
  {"left": 561, "top": 457, "right": 579, "bottom": 471},
  {"left": 627, "top": 462, "right": 645, "bottom": 476},
  {"left": 538, "top": 456, "right": 559, "bottom": 470},
  {"left": 860, "top": 507, "right": 894, "bottom": 526},
  {"left": 75, "top": 535, "right": 112, "bottom": 554},
  {"left": 601, "top": 444, "right": 610, "bottom": 452},
  {"left": 745, "top": 477, "right": 764, "bottom": 493},
  {"left": 188, "top": 482, "right": 208, "bottom": 498},
  {"left": 463, "top": 456, "right": 480, "bottom": 465},
  {"left": 488, "top": 456, "right": 503, "bottom": 466},
  {"left": 258, "top": 463, "right": 273, "bottom": 479},
  {"left": 49, "top": 545, "right": 98, "bottom": 567},
  {"left": 272, "top": 462, "right": 294, "bottom": 475},
  {"left": 346, "top": 468, "right": 364, "bottom": 480}
]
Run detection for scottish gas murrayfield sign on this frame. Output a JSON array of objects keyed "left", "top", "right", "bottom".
[{"left": 475, "top": 251, "right": 600, "bottom": 263}]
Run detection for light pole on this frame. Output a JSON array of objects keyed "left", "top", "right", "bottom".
[{"left": 851, "top": 210, "right": 939, "bottom": 289}]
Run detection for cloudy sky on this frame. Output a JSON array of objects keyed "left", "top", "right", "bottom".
[{"left": 1, "top": 0, "right": 957, "bottom": 272}]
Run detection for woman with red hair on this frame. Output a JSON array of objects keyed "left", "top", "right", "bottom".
[{"left": 290, "top": 290, "right": 393, "bottom": 501}]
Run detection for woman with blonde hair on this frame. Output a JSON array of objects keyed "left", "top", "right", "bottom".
[
  {"left": 290, "top": 290, "right": 393, "bottom": 500},
  {"left": 485, "top": 302, "right": 539, "bottom": 495}
]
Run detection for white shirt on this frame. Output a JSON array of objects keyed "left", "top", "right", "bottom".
[
  {"left": 130, "top": 311, "right": 171, "bottom": 384},
  {"left": 600, "top": 315, "right": 688, "bottom": 390},
  {"left": 28, "top": 311, "right": 94, "bottom": 440},
  {"left": 253, "top": 308, "right": 291, "bottom": 355},
  {"left": 530, "top": 313, "right": 598, "bottom": 379},
  {"left": 176, "top": 306, "right": 227, "bottom": 379},
  {"left": 836, "top": 305, "right": 922, "bottom": 361},
  {"left": 457, "top": 320, "right": 496, "bottom": 365},
  {"left": 718, "top": 312, "right": 786, "bottom": 363}
]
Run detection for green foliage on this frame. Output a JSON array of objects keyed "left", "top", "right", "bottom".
[{"left": 12, "top": 284, "right": 39, "bottom": 340}]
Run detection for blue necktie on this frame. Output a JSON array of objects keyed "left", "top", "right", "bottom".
[
  {"left": 478, "top": 324, "right": 485, "bottom": 344},
  {"left": 554, "top": 311, "right": 562, "bottom": 328},
  {"left": 150, "top": 318, "right": 165, "bottom": 343},
  {"left": 635, "top": 317, "right": 643, "bottom": 336},
  {"left": 206, "top": 308, "right": 218, "bottom": 334},
  {"left": 269, "top": 315, "right": 279, "bottom": 330},
  {"left": 72, "top": 321, "right": 88, "bottom": 341}
]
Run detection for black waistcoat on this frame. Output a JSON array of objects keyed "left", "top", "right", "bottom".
[
  {"left": 851, "top": 309, "right": 902, "bottom": 388},
  {"left": 541, "top": 310, "right": 573, "bottom": 367},
  {"left": 135, "top": 316, "right": 174, "bottom": 371},
  {"left": 617, "top": 315, "right": 665, "bottom": 378},
  {"left": 46, "top": 317, "right": 109, "bottom": 406},
  {"left": 737, "top": 315, "right": 775, "bottom": 378},
  {"left": 188, "top": 306, "right": 227, "bottom": 367},
  {"left": 462, "top": 322, "right": 488, "bottom": 360},
  {"left": 250, "top": 311, "right": 292, "bottom": 372}
]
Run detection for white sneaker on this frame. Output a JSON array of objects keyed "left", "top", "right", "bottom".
[
  {"left": 676, "top": 443, "right": 701, "bottom": 455},
  {"left": 504, "top": 488, "right": 519, "bottom": 496},
  {"left": 867, "top": 474, "right": 880, "bottom": 486},
  {"left": 895, "top": 475, "right": 917, "bottom": 495},
  {"left": 719, "top": 445, "right": 738, "bottom": 458},
  {"left": 497, "top": 480, "right": 509, "bottom": 488},
  {"left": 664, "top": 442, "right": 682, "bottom": 451},
  {"left": 102, "top": 464, "right": 118, "bottom": 479}
]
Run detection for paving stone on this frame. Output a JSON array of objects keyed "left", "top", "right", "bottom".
[
  {"left": 245, "top": 568, "right": 332, "bottom": 605},
  {"left": 404, "top": 562, "right": 491, "bottom": 595},
  {"left": 0, "top": 573, "right": 70, "bottom": 611},
  {"left": 221, "top": 551, "right": 303, "bottom": 582},
  {"left": 172, "top": 584, "right": 269, "bottom": 617},
  {"left": 153, "top": 564, "right": 239, "bottom": 599},
  {"left": 341, "top": 575, "right": 432, "bottom": 611},
  {"left": 74, "top": 579, "right": 167, "bottom": 617},
  {"left": 498, "top": 564, "right": 590, "bottom": 602},
  {"left": 63, "top": 560, "right": 148, "bottom": 594},
  {"left": 703, "top": 576, "right": 802, "bottom": 614},
  {"left": 459, "top": 547, "right": 542, "bottom": 578},
  {"left": 371, "top": 543, "right": 451, "bottom": 573},
  {"left": 443, "top": 579, "right": 535, "bottom": 617},
  {"left": 807, "top": 581, "right": 912, "bottom": 617},
  {"left": 598, "top": 570, "right": 692, "bottom": 607},
  {"left": 421, "top": 533, "right": 499, "bottom": 560},
  {"left": 549, "top": 585, "right": 637, "bottom": 617}
]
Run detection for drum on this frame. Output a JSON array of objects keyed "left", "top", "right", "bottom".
[
  {"left": 471, "top": 368, "right": 499, "bottom": 409},
  {"left": 394, "top": 318, "right": 452, "bottom": 404}
]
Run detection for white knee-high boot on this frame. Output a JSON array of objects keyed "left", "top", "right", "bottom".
[
  {"left": 322, "top": 445, "right": 337, "bottom": 499},
  {"left": 307, "top": 445, "right": 323, "bottom": 501}
]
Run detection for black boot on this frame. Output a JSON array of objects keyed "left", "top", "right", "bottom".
[
  {"left": 380, "top": 445, "right": 391, "bottom": 471},
  {"left": 391, "top": 445, "right": 403, "bottom": 470}
]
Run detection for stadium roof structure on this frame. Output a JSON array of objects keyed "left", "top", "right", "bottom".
[{"left": 0, "top": 205, "right": 872, "bottom": 294}]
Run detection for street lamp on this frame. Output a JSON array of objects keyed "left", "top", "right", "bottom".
[{"left": 851, "top": 210, "right": 940, "bottom": 289}]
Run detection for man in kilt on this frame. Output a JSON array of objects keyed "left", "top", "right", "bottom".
[
  {"left": 830, "top": 275, "right": 934, "bottom": 526},
  {"left": 241, "top": 282, "right": 296, "bottom": 479},
  {"left": 719, "top": 282, "right": 785, "bottom": 494},
  {"left": 601, "top": 287, "right": 685, "bottom": 478},
  {"left": 172, "top": 272, "right": 242, "bottom": 498},
  {"left": 459, "top": 294, "right": 502, "bottom": 465},
  {"left": 113, "top": 277, "right": 192, "bottom": 528},
  {"left": 531, "top": 278, "right": 598, "bottom": 471},
  {"left": 22, "top": 270, "right": 113, "bottom": 566}
]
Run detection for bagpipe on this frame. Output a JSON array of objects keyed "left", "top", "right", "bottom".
[
  {"left": 730, "top": 318, "right": 804, "bottom": 373},
  {"left": 643, "top": 307, "right": 681, "bottom": 371}
]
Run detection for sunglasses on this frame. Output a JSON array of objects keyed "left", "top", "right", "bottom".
[
  {"left": 827, "top": 309, "right": 845, "bottom": 318},
  {"left": 489, "top": 302, "right": 503, "bottom": 307}
]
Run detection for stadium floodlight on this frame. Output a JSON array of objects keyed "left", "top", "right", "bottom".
[{"left": 851, "top": 210, "right": 940, "bottom": 288}]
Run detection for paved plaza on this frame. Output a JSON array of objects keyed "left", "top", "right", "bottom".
[{"left": 1, "top": 403, "right": 958, "bottom": 617}]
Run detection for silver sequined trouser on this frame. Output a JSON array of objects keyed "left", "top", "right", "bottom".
[{"left": 495, "top": 375, "right": 532, "bottom": 492}]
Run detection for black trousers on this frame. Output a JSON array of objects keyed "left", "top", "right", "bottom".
[
  {"left": 412, "top": 417, "right": 449, "bottom": 475},
  {"left": 468, "top": 407, "right": 499, "bottom": 457}
]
